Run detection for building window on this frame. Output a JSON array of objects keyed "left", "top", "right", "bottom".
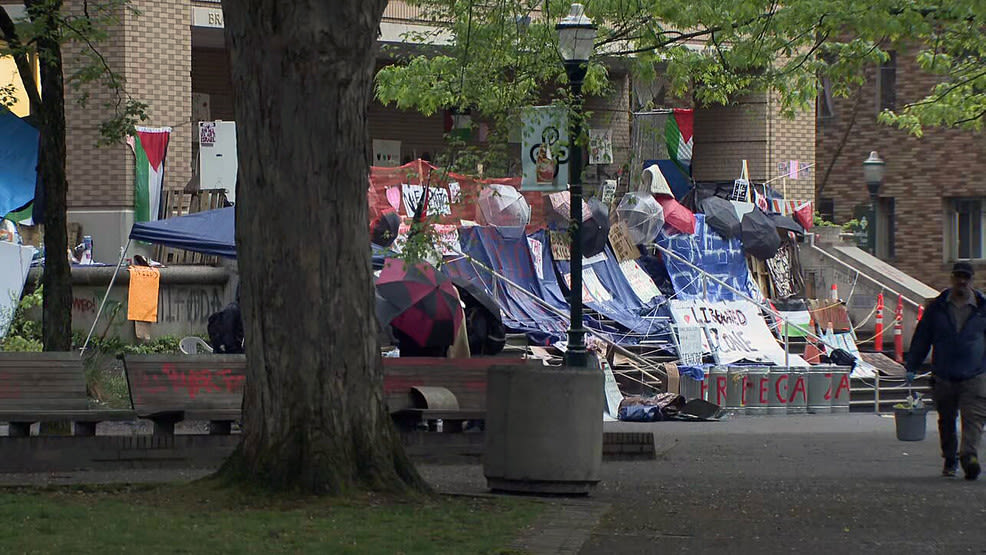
[
  {"left": 818, "top": 77, "right": 835, "bottom": 121},
  {"left": 876, "top": 196, "right": 895, "bottom": 260},
  {"left": 818, "top": 197, "right": 835, "bottom": 223},
  {"left": 877, "top": 51, "right": 896, "bottom": 112},
  {"left": 947, "top": 198, "right": 985, "bottom": 260}
]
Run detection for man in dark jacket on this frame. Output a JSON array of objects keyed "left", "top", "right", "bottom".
[{"left": 905, "top": 261, "right": 986, "bottom": 480}]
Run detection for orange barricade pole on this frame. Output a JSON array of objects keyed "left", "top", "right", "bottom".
[
  {"left": 894, "top": 294, "right": 904, "bottom": 363},
  {"left": 874, "top": 293, "right": 884, "bottom": 353}
]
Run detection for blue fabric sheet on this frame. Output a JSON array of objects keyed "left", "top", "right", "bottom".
[
  {"left": 656, "top": 214, "right": 755, "bottom": 302},
  {"left": 444, "top": 226, "right": 568, "bottom": 345},
  {"left": 130, "top": 207, "right": 236, "bottom": 258},
  {"left": 0, "top": 109, "right": 38, "bottom": 218}
]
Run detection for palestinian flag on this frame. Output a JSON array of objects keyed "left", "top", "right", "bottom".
[
  {"left": 664, "top": 108, "right": 693, "bottom": 175},
  {"left": 127, "top": 126, "right": 172, "bottom": 222}
]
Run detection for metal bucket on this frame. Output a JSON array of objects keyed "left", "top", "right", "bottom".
[
  {"left": 894, "top": 407, "right": 927, "bottom": 441},
  {"left": 830, "top": 366, "right": 851, "bottom": 413},
  {"left": 767, "top": 367, "right": 790, "bottom": 415},
  {"left": 806, "top": 365, "right": 833, "bottom": 414},
  {"left": 679, "top": 368, "right": 707, "bottom": 402},
  {"left": 787, "top": 367, "right": 808, "bottom": 414},
  {"left": 709, "top": 366, "right": 729, "bottom": 408},
  {"left": 744, "top": 366, "right": 769, "bottom": 416},
  {"left": 725, "top": 366, "right": 748, "bottom": 413}
]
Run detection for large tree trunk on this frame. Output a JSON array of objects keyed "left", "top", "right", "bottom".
[
  {"left": 219, "top": 1, "right": 427, "bottom": 493},
  {"left": 28, "top": 0, "right": 72, "bottom": 352}
]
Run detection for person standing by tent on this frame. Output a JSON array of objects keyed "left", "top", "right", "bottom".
[{"left": 905, "top": 262, "right": 986, "bottom": 480}]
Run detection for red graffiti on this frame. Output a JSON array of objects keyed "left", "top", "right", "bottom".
[
  {"left": 834, "top": 374, "right": 851, "bottom": 401},
  {"left": 740, "top": 376, "right": 749, "bottom": 405},
  {"left": 72, "top": 297, "right": 97, "bottom": 314},
  {"left": 700, "top": 378, "right": 708, "bottom": 400},
  {"left": 135, "top": 365, "right": 245, "bottom": 402},
  {"left": 217, "top": 368, "right": 246, "bottom": 393},
  {"left": 824, "top": 373, "right": 833, "bottom": 401},
  {"left": 186, "top": 369, "right": 222, "bottom": 399},
  {"left": 774, "top": 375, "right": 789, "bottom": 404},
  {"left": 758, "top": 377, "right": 769, "bottom": 404},
  {"left": 789, "top": 376, "right": 807, "bottom": 403}
]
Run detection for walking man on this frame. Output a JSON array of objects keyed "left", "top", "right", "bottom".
[{"left": 906, "top": 261, "right": 986, "bottom": 480}]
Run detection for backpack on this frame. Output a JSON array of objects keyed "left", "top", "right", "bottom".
[{"left": 208, "top": 302, "right": 244, "bottom": 354}]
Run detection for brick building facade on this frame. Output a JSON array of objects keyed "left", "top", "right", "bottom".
[
  {"left": 815, "top": 51, "right": 986, "bottom": 290},
  {"left": 3, "top": 0, "right": 817, "bottom": 264}
]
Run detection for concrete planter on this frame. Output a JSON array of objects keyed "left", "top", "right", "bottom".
[{"left": 483, "top": 360, "right": 604, "bottom": 495}]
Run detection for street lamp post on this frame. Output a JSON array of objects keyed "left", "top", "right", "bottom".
[
  {"left": 862, "top": 151, "right": 886, "bottom": 256},
  {"left": 556, "top": 3, "right": 596, "bottom": 368}
]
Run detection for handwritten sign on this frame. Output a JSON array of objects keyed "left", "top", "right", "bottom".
[
  {"left": 392, "top": 223, "right": 460, "bottom": 255},
  {"left": 550, "top": 231, "right": 571, "bottom": 261},
  {"left": 609, "top": 221, "right": 639, "bottom": 262},
  {"left": 401, "top": 185, "right": 452, "bottom": 217},
  {"left": 527, "top": 236, "right": 545, "bottom": 280},
  {"left": 675, "top": 325, "right": 703, "bottom": 365},
  {"left": 618, "top": 260, "right": 660, "bottom": 303},
  {"left": 669, "top": 300, "right": 785, "bottom": 365}
]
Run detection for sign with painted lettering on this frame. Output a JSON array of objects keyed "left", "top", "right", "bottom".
[
  {"left": 675, "top": 325, "right": 703, "bottom": 365},
  {"left": 527, "top": 236, "right": 544, "bottom": 280},
  {"left": 609, "top": 221, "right": 639, "bottom": 262},
  {"left": 401, "top": 185, "right": 452, "bottom": 217},
  {"left": 392, "top": 223, "right": 460, "bottom": 256},
  {"left": 618, "top": 259, "right": 660, "bottom": 303},
  {"left": 669, "top": 300, "right": 784, "bottom": 365}
]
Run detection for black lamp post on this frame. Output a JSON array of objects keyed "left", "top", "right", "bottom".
[
  {"left": 862, "top": 151, "right": 886, "bottom": 255},
  {"left": 556, "top": 3, "right": 596, "bottom": 368}
]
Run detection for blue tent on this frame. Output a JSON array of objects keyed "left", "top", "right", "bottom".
[
  {"left": 0, "top": 108, "right": 39, "bottom": 218},
  {"left": 129, "top": 207, "right": 236, "bottom": 258}
]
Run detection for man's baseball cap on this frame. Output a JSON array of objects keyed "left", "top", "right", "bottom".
[{"left": 952, "top": 261, "right": 975, "bottom": 278}]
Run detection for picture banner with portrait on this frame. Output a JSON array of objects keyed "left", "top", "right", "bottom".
[{"left": 520, "top": 106, "right": 569, "bottom": 192}]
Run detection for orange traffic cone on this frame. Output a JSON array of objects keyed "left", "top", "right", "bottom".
[
  {"left": 874, "top": 293, "right": 884, "bottom": 353},
  {"left": 894, "top": 294, "right": 904, "bottom": 363}
]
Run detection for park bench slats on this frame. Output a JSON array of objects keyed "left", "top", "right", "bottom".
[{"left": 0, "top": 353, "right": 135, "bottom": 437}]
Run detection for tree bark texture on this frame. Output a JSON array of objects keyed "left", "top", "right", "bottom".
[
  {"left": 27, "top": 0, "right": 72, "bottom": 352},
  {"left": 220, "top": 1, "right": 427, "bottom": 494}
]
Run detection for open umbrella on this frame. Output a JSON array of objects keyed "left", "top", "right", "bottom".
[
  {"left": 617, "top": 192, "right": 665, "bottom": 244},
  {"left": 741, "top": 208, "right": 781, "bottom": 259},
  {"left": 375, "top": 259, "right": 463, "bottom": 348},
  {"left": 582, "top": 198, "right": 611, "bottom": 258},
  {"left": 699, "top": 196, "right": 741, "bottom": 239},
  {"left": 449, "top": 274, "right": 500, "bottom": 318},
  {"left": 478, "top": 184, "right": 531, "bottom": 227},
  {"left": 769, "top": 213, "right": 805, "bottom": 236},
  {"left": 371, "top": 211, "right": 401, "bottom": 248},
  {"left": 657, "top": 195, "right": 696, "bottom": 235}
]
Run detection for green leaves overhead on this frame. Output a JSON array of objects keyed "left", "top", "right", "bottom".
[{"left": 377, "top": 0, "right": 986, "bottom": 135}]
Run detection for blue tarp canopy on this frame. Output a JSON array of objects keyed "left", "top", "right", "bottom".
[
  {"left": 0, "top": 108, "right": 39, "bottom": 218},
  {"left": 129, "top": 207, "right": 236, "bottom": 258}
]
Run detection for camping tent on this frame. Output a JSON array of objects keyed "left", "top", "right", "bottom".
[{"left": 129, "top": 206, "right": 236, "bottom": 258}]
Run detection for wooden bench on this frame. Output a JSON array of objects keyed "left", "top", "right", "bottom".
[
  {"left": 121, "top": 354, "right": 525, "bottom": 435},
  {"left": 121, "top": 354, "right": 246, "bottom": 436},
  {"left": 0, "top": 353, "right": 135, "bottom": 437},
  {"left": 383, "top": 357, "right": 526, "bottom": 432}
]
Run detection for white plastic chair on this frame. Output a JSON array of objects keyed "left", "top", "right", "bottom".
[{"left": 179, "top": 336, "right": 214, "bottom": 354}]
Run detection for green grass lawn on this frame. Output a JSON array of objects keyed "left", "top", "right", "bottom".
[{"left": 0, "top": 481, "right": 543, "bottom": 554}]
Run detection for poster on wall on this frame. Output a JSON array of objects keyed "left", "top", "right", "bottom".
[
  {"left": 521, "top": 106, "right": 569, "bottom": 192},
  {"left": 589, "top": 128, "right": 613, "bottom": 165},
  {"left": 199, "top": 121, "right": 238, "bottom": 203},
  {"left": 372, "top": 139, "right": 401, "bottom": 168}
]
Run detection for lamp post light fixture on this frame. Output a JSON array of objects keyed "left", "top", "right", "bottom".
[
  {"left": 556, "top": 3, "right": 596, "bottom": 368},
  {"left": 862, "top": 151, "right": 886, "bottom": 255}
]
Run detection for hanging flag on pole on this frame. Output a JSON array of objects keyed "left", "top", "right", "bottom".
[{"left": 127, "top": 126, "right": 172, "bottom": 222}]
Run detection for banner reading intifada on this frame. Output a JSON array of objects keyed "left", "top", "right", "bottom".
[{"left": 669, "top": 300, "right": 786, "bottom": 365}]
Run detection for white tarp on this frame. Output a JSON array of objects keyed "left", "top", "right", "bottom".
[
  {"left": 0, "top": 242, "right": 35, "bottom": 338},
  {"left": 669, "top": 299, "right": 810, "bottom": 366}
]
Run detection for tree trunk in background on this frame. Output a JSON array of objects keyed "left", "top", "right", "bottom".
[
  {"left": 29, "top": 0, "right": 72, "bottom": 352},
  {"left": 219, "top": 1, "right": 427, "bottom": 494}
]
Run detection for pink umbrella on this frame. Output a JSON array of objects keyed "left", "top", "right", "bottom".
[{"left": 657, "top": 195, "right": 696, "bottom": 235}]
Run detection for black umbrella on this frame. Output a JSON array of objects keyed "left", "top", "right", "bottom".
[
  {"left": 741, "top": 208, "right": 781, "bottom": 259},
  {"left": 582, "top": 198, "right": 611, "bottom": 258},
  {"left": 449, "top": 275, "right": 500, "bottom": 318},
  {"left": 371, "top": 211, "right": 401, "bottom": 248},
  {"left": 699, "top": 196, "right": 741, "bottom": 239},
  {"left": 769, "top": 213, "right": 805, "bottom": 236}
]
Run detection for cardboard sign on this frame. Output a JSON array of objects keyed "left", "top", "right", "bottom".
[
  {"left": 675, "top": 325, "right": 703, "bottom": 365},
  {"left": 618, "top": 260, "right": 660, "bottom": 303},
  {"left": 527, "top": 236, "right": 545, "bottom": 280},
  {"left": 401, "top": 185, "right": 452, "bottom": 217},
  {"left": 669, "top": 300, "right": 785, "bottom": 365},
  {"left": 549, "top": 230, "right": 571, "bottom": 261},
  {"left": 392, "top": 223, "right": 460, "bottom": 256},
  {"left": 600, "top": 179, "right": 617, "bottom": 205},
  {"left": 609, "top": 222, "right": 639, "bottom": 262}
]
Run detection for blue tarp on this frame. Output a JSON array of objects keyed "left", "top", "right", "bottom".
[
  {"left": 552, "top": 246, "right": 674, "bottom": 346},
  {"left": 129, "top": 207, "right": 236, "bottom": 258},
  {"left": 444, "top": 226, "right": 569, "bottom": 344},
  {"left": 657, "top": 214, "right": 755, "bottom": 301},
  {"left": 0, "top": 108, "right": 38, "bottom": 218}
]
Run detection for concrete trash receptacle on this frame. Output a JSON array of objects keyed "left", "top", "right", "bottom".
[
  {"left": 787, "top": 367, "right": 808, "bottom": 414},
  {"left": 679, "top": 368, "right": 707, "bottom": 402},
  {"left": 725, "top": 367, "right": 747, "bottom": 414},
  {"left": 831, "top": 366, "right": 851, "bottom": 413},
  {"left": 744, "top": 367, "right": 769, "bottom": 415},
  {"left": 709, "top": 366, "right": 728, "bottom": 408},
  {"left": 484, "top": 360, "right": 603, "bottom": 495},
  {"left": 807, "top": 365, "right": 834, "bottom": 414},
  {"left": 894, "top": 407, "right": 928, "bottom": 441},
  {"left": 767, "top": 367, "right": 790, "bottom": 415}
]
